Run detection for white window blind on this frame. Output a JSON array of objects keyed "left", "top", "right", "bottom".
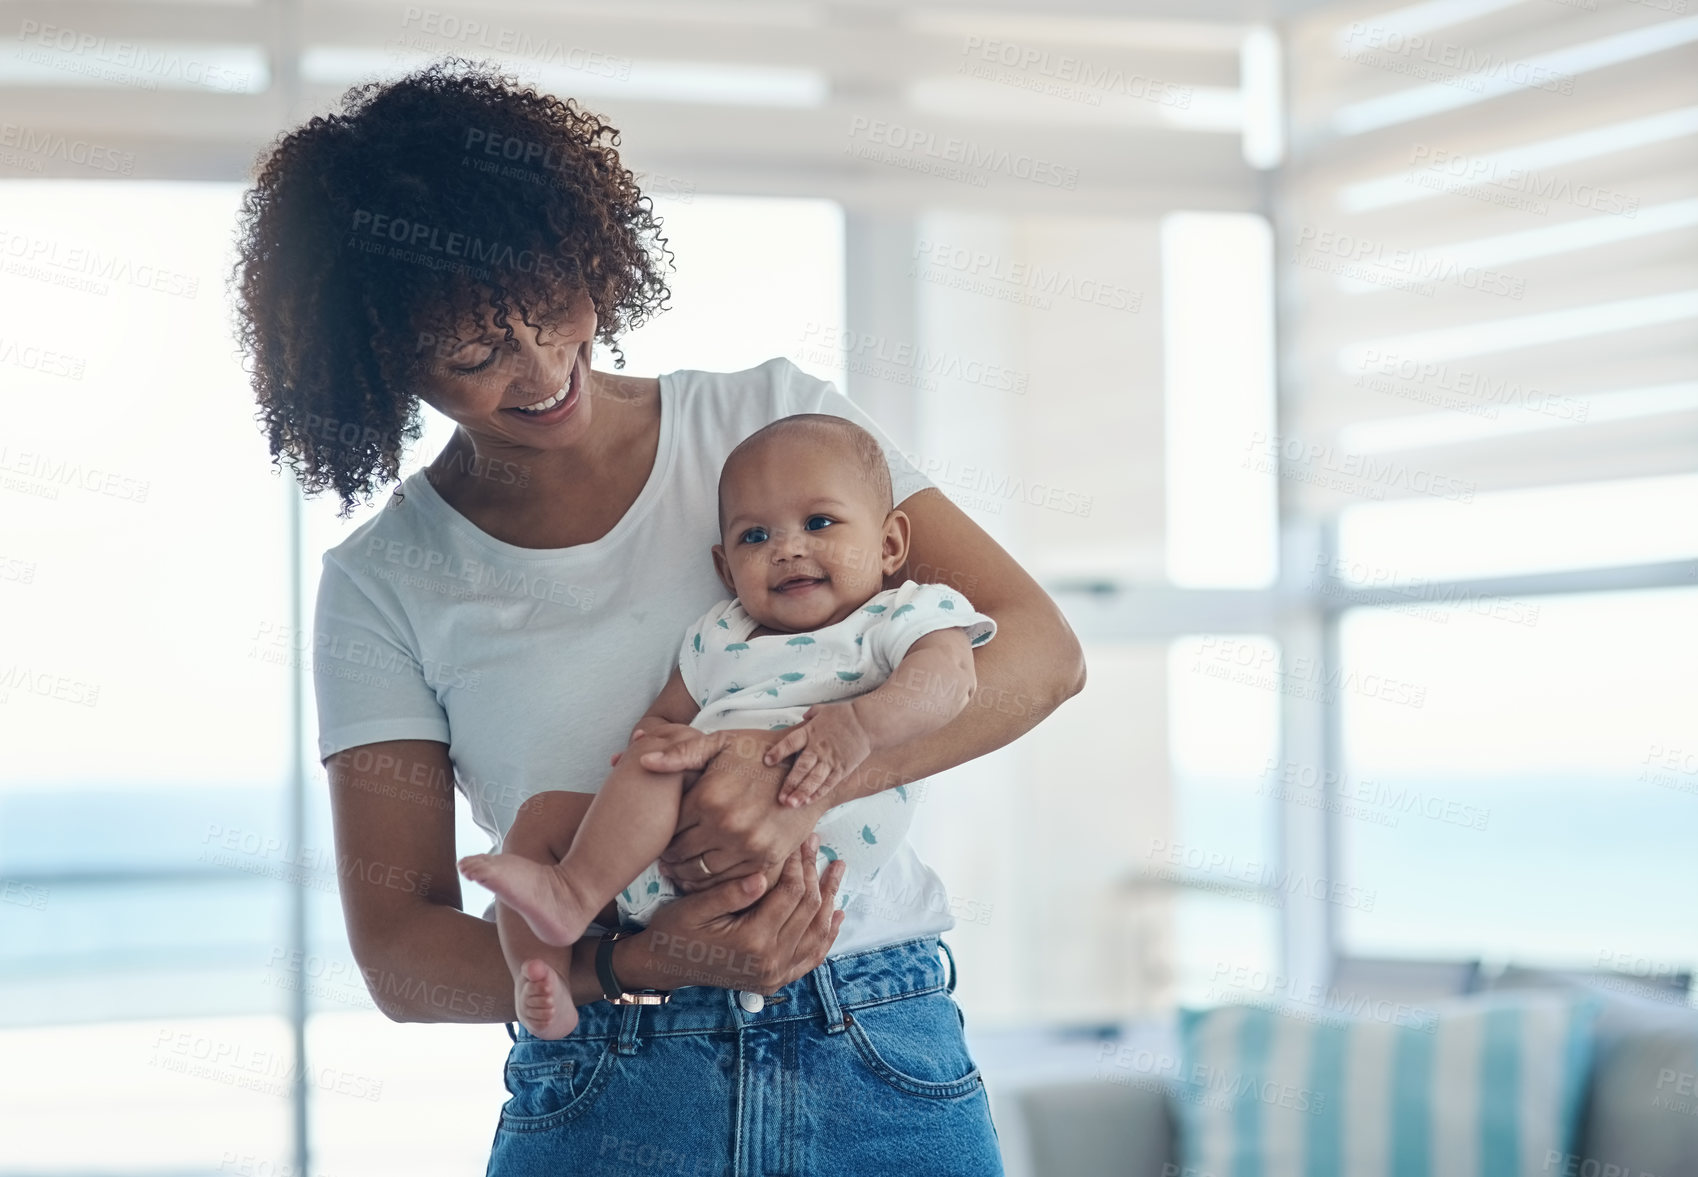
[{"left": 1278, "top": 0, "right": 1698, "bottom": 516}]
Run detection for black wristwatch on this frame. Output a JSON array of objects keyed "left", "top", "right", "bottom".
[{"left": 595, "top": 929, "right": 671, "bottom": 1005}]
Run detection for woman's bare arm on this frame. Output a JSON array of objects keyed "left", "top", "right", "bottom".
[
  {"left": 324, "top": 739, "right": 608, "bottom": 1021},
  {"left": 325, "top": 736, "right": 844, "bottom": 1019},
  {"left": 836, "top": 485, "right": 1087, "bottom": 799}
]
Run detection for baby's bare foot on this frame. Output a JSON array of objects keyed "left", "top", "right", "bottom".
[
  {"left": 515, "top": 958, "right": 579, "bottom": 1040},
  {"left": 458, "top": 853, "right": 592, "bottom": 947}
]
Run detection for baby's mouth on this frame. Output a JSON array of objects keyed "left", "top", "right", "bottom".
[{"left": 773, "top": 575, "right": 826, "bottom": 593}]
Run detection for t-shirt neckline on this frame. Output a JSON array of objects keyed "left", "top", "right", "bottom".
[{"left": 402, "top": 369, "right": 680, "bottom": 562}]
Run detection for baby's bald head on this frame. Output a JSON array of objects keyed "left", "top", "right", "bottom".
[{"left": 717, "top": 414, "right": 893, "bottom": 538}]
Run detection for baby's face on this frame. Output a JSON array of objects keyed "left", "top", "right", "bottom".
[{"left": 712, "top": 436, "right": 905, "bottom": 633}]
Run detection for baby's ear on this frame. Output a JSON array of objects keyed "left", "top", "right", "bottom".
[
  {"left": 880, "top": 509, "right": 911, "bottom": 574},
  {"left": 711, "top": 544, "right": 737, "bottom": 594}
]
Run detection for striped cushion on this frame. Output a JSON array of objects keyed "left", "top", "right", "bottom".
[{"left": 1174, "top": 992, "right": 1599, "bottom": 1177}]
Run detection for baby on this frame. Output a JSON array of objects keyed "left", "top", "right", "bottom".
[{"left": 459, "top": 413, "right": 996, "bottom": 1038}]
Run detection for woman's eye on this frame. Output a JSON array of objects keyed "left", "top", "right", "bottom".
[
  {"left": 453, "top": 347, "right": 501, "bottom": 375},
  {"left": 805, "top": 516, "right": 833, "bottom": 532},
  {"left": 740, "top": 527, "right": 768, "bottom": 544}
]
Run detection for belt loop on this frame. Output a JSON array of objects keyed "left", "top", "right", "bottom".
[
  {"left": 811, "top": 958, "right": 847, "bottom": 1034},
  {"left": 504, "top": 1020, "right": 519, "bottom": 1044},
  {"left": 615, "top": 1003, "right": 642, "bottom": 1055},
  {"left": 938, "top": 938, "right": 958, "bottom": 994}
]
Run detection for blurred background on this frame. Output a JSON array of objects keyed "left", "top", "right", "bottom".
[{"left": 0, "top": 0, "right": 1694, "bottom": 1174}]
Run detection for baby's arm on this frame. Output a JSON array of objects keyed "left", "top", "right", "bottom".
[{"left": 765, "top": 626, "right": 977, "bottom": 806}]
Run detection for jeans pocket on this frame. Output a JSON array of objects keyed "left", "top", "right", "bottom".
[
  {"left": 842, "top": 990, "right": 984, "bottom": 1100},
  {"left": 498, "top": 1039, "right": 614, "bottom": 1131}
]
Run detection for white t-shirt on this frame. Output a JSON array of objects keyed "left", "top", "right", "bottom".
[{"left": 312, "top": 356, "right": 956, "bottom": 955}]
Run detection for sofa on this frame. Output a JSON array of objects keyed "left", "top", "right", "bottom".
[{"left": 991, "top": 963, "right": 1698, "bottom": 1177}]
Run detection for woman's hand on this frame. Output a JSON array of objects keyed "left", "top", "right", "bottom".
[
  {"left": 640, "top": 728, "right": 820, "bottom": 893},
  {"left": 613, "top": 836, "right": 846, "bottom": 994}
]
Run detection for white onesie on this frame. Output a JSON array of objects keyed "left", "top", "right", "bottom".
[{"left": 617, "top": 579, "right": 996, "bottom": 926}]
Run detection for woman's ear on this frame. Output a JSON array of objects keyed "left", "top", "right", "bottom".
[
  {"left": 711, "top": 544, "right": 737, "bottom": 595},
  {"left": 880, "top": 509, "right": 910, "bottom": 575}
]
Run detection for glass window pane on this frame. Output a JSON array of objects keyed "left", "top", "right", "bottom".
[
  {"left": 0, "top": 180, "right": 293, "bottom": 1171},
  {"left": 1337, "top": 588, "right": 1698, "bottom": 970},
  {"left": 1336, "top": 473, "right": 1698, "bottom": 583},
  {"left": 1161, "top": 212, "right": 1278, "bottom": 588}
]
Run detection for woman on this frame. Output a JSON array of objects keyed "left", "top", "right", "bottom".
[{"left": 234, "top": 58, "right": 1085, "bottom": 1174}]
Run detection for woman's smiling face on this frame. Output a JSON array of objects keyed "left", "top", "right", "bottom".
[{"left": 413, "top": 291, "right": 600, "bottom": 454}]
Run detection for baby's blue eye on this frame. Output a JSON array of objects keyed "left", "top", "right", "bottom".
[
  {"left": 805, "top": 516, "right": 833, "bottom": 532},
  {"left": 740, "top": 527, "right": 768, "bottom": 544}
]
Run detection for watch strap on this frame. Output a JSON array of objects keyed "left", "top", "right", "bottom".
[{"left": 595, "top": 930, "right": 670, "bottom": 1005}]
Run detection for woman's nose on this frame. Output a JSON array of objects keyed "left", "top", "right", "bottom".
[{"left": 513, "top": 336, "right": 573, "bottom": 392}]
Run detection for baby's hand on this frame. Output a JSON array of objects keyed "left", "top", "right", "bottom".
[
  {"left": 763, "top": 703, "right": 873, "bottom": 807},
  {"left": 612, "top": 721, "right": 696, "bottom": 767}
]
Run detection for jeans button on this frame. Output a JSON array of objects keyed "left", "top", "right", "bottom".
[{"left": 738, "top": 990, "right": 765, "bottom": 1013}]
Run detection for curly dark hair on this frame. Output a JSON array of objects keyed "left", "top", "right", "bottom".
[{"left": 232, "top": 57, "right": 673, "bottom": 514}]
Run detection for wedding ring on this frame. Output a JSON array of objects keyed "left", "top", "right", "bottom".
[{"left": 696, "top": 854, "right": 714, "bottom": 877}]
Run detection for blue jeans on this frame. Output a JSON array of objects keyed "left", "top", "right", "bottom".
[{"left": 485, "top": 936, "right": 1003, "bottom": 1176}]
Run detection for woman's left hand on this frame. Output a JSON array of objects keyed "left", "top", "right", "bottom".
[{"left": 641, "top": 728, "right": 820, "bottom": 893}]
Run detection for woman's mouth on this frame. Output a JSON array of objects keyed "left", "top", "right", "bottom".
[{"left": 505, "top": 348, "right": 584, "bottom": 423}]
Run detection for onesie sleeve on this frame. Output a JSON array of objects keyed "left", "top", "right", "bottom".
[
  {"left": 864, "top": 580, "right": 997, "bottom": 675},
  {"left": 678, "top": 598, "right": 736, "bottom": 708},
  {"left": 312, "top": 555, "right": 451, "bottom": 760},
  {"left": 772, "top": 357, "right": 936, "bottom": 506}
]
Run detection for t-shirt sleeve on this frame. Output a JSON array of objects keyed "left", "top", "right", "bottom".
[
  {"left": 865, "top": 579, "right": 997, "bottom": 675},
  {"left": 772, "top": 357, "right": 936, "bottom": 506},
  {"left": 678, "top": 598, "right": 735, "bottom": 708},
  {"left": 312, "top": 555, "right": 451, "bottom": 760}
]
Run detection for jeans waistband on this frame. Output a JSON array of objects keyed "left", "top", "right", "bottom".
[{"left": 510, "top": 936, "right": 954, "bottom": 1052}]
